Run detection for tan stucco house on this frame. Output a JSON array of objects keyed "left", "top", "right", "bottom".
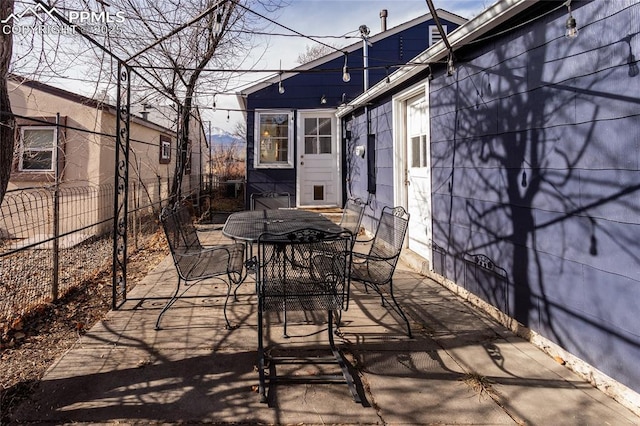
[{"left": 4, "top": 75, "right": 205, "bottom": 239}]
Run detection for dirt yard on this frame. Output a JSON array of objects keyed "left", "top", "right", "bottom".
[{"left": 0, "top": 230, "right": 169, "bottom": 423}]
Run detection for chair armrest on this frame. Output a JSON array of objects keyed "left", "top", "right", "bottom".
[
  {"left": 174, "top": 245, "right": 232, "bottom": 257},
  {"left": 351, "top": 251, "right": 398, "bottom": 263},
  {"left": 353, "top": 236, "right": 374, "bottom": 245}
]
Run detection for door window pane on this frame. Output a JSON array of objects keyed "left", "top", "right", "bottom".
[
  {"left": 318, "top": 118, "right": 331, "bottom": 134},
  {"left": 408, "top": 96, "right": 428, "bottom": 169},
  {"left": 305, "top": 137, "right": 315, "bottom": 154},
  {"left": 411, "top": 136, "right": 420, "bottom": 168},
  {"left": 319, "top": 137, "right": 331, "bottom": 154},
  {"left": 304, "top": 117, "right": 333, "bottom": 155}
]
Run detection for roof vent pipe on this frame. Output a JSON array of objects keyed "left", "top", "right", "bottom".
[{"left": 380, "top": 9, "right": 388, "bottom": 32}]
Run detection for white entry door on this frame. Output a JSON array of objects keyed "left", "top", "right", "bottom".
[
  {"left": 296, "top": 111, "right": 340, "bottom": 207},
  {"left": 405, "top": 94, "right": 433, "bottom": 264}
]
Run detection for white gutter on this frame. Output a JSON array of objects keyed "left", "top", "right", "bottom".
[{"left": 337, "top": 0, "right": 540, "bottom": 118}]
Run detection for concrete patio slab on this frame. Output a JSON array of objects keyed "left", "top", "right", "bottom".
[{"left": 9, "top": 227, "right": 640, "bottom": 425}]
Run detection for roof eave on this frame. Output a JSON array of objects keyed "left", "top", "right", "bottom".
[
  {"left": 240, "top": 10, "right": 466, "bottom": 97},
  {"left": 337, "top": 0, "right": 540, "bottom": 117}
]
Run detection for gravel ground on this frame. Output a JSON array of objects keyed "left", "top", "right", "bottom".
[{"left": 0, "top": 230, "right": 169, "bottom": 424}]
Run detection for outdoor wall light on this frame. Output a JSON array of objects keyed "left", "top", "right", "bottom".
[
  {"left": 565, "top": 0, "right": 578, "bottom": 39},
  {"left": 622, "top": 35, "right": 639, "bottom": 77},
  {"left": 355, "top": 145, "right": 365, "bottom": 158},
  {"left": 320, "top": 95, "right": 327, "bottom": 104},
  {"left": 566, "top": 15, "right": 578, "bottom": 38},
  {"left": 342, "top": 54, "right": 351, "bottom": 83}
]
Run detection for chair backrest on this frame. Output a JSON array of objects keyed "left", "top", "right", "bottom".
[
  {"left": 368, "top": 206, "right": 410, "bottom": 272},
  {"left": 257, "top": 228, "right": 352, "bottom": 312},
  {"left": 160, "top": 202, "right": 203, "bottom": 255},
  {"left": 251, "top": 192, "right": 291, "bottom": 210},
  {"left": 339, "top": 198, "right": 365, "bottom": 237}
]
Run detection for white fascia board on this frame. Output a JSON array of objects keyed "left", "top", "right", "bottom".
[
  {"left": 236, "top": 93, "right": 248, "bottom": 121},
  {"left": 337, "top": 0, "right": 540, "bottom": 118}
]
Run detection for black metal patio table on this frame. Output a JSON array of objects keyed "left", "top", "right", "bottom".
[
  {"left": 222, "top": 209, "right": 344, "bottom": 242},
  {"left": 222, "top": 209, "right": 345, "bottom": 277},
  {"left": 222, "top": 209, "right": 361, "bottom": 404}
]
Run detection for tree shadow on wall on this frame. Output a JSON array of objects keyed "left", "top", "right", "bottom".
[{"left": 431, "top": 2, "right": 640, "bottom": 357}]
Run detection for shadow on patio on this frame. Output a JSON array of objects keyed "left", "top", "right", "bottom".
[{"left": 9, "top": 231, "right": 640, "bottom": 425}]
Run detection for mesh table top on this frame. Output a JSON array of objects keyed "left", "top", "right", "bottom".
[{"left": 222, "top": 209, "right": 344, "bottom": 242}]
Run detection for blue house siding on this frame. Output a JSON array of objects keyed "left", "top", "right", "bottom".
[
  {"left": 428, "top": 0, "right": 640, "bottom": 393},
  {"left": 244, "top": 15, "right": 462, "bottom": 208},
  {"left": 343, "top": 100, "right": 396, "bottom": 228}
]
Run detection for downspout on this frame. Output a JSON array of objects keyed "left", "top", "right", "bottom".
[
  {"left": 360, "top": 25, "right": 370, "bottom": 92},
  {"left": 360, "top": 26, "right": 376, "bottom": 197}
]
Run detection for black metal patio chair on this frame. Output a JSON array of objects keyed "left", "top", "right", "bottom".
[
  {"left": 350, "top": 205, "right": 412, "bottom": 338},
  {"left": 338, "top": 198, "right": 365, "bottom": 241},
  {"left": 250, "top": 192, "right": 291, "bottom": 210},
  {"left": 156, "top": 201, "right": 245, "bottom": 330},
  {"left": 255, "top": 228, "right": 360, "bottom": 404}
]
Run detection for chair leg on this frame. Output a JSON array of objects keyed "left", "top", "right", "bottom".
[
  {"left": 223, "top": 279, "right": 233, "bottom": 330},
  {"left": 334, "top": 310, "right": 342, "bottom": 335},
  {"left": 387, "top": 279, "right": 412, "bottom": 338},
  {"left": 155, "top": 277, "right": 183, "bottom": 330},
  {"left": 232, "top": 242, "right": 252, "bottom": 302},
  {"left": 328, "top": 311, "right": 361, "bottom": 403},
  {"left": 257, "top": 307, "right": 268, "bottom": 403},
  {"left": 283, "top": 307, "right": 289, "bottom": 338}
]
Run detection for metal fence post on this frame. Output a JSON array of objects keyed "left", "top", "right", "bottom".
[
  {"left": 52, "top": 112, "right": 61, "bottom": 300},
  {"left": 112, "top": 62, "right": 131, "bottom": 309}
]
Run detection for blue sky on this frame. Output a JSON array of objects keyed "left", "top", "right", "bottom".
[
  {"left": 211, "top": 0, "right": 490, "bottom": 130},
  {"left": 241, "top": 0, "right": 489, "bottom": 83}
]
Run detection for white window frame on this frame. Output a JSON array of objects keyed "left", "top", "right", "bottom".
[
  {"left": 18, "top": 126, "right": 57, "bottom": 172},
  {"left": 160, "top": 135, "right": 171, "bottom": 163},
  {"left": 254, "top": 110, "right": 294, "bottom": 169}
]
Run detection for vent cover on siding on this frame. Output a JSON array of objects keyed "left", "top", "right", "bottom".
[{"left": 429, "top": 24, "right": 447, "bottom": 46}]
